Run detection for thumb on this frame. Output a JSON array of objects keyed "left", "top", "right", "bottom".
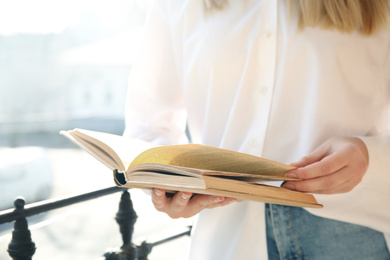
[{"left": 291, "top": 145, "right": 329, "bottom": 168}]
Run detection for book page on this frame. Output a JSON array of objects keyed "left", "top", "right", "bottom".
[
  {"left": 126, "top": 171, "right": 206, "bottom": 190},
  {"left": 67, "top": 132, "right": 121, "bottom": 171},
  {"left": 129, "top": 144, "right": 295, "bottom": 177},
  {"left": 62, "top": 129, "right": 154, "bottom": 170},
  {"left": 128, "top": 163, "right": 204, "bottom": 178},
  {"left": 204, "top": 176, "right": 322, "bottom": 208}
]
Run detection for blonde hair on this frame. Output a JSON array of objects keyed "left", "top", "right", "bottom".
[
  {"left": 294, "top": 0, "right": 390, "bottom": 35},
  {"left": 204, "top": 0, "right": 390, "bottom": 35}
]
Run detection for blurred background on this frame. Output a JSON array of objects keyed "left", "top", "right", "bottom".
[{"left": 0, "top": 0, "right": 192, "bottom": 259}]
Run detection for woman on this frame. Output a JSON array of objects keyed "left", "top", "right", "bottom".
[{"left": 124, "top": 0, "right": 390, "bottom": 259}]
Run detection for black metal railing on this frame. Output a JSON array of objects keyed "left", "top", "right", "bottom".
[{"left": 0, "top": 187, "right": 191, "bottom": 260}]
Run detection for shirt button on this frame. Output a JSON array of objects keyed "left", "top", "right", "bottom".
[
  {"left": 264, "top": 30, "right": 272, "bottom": 38},
  {"left": 249, "top": 138, "right": 258, "bottom": 147},
  {"left": 259, "top": 86, "right": 268, "bottom": 96},
  {"left": 257, "top": 86, "right": 268, "bottom": 96}
]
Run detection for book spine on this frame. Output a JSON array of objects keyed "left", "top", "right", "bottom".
[{"left": 114, "top": 169, "right": 127, "bottom": 186}]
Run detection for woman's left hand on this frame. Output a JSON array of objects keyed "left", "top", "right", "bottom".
[{"left": 282, "top": 137, "right": 369, "bottom": 194}]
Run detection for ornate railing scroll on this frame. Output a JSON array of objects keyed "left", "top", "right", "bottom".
[{"left": 0, "top": 187, "right": 191, "bottom": 260}]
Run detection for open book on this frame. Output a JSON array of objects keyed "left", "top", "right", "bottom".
[{"left": 60, "top": 129, "right": 322, "bottom": 208}]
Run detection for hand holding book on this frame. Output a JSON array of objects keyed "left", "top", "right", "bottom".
[
  {"left": 151, "top": 189, "right": 237, "bottom": 219},
  {"left": 60, "top": 128, "right": 322, "bottom": 208},
  {"left": 282, "top": 136, "right": 369, "bottom": 194}
]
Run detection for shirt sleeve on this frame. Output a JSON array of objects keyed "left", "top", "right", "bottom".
[
  {"left": 353, "top": 59, "right": 390, "bottom": 231},
  {"left": 123, "top": 1, "right": 188, "bottom": 145},
  {"left": 307, "top": 56, "right": 390, "bottom": 234},
  {"left": 358, "top": 48, "right": 390, "bottom": 210}
]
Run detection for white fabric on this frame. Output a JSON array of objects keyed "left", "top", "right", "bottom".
[{"left": 124, "top": 0, "right": 390, "bottom": 259}]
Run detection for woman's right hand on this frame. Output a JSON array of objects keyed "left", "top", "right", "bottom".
[{"left": 151, "top": 189, "right": 237, "bottom": 219}]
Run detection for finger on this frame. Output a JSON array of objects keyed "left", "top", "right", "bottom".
[
  {"left": 308, "top": 177, "right": 361, "bottom": 194},
  {"left": 283, "top": 167, "right": 354, "bottom": 194},
  {"left": 293, "top": 150, "right": 350, "bottom": 180},
  {"left": 169, "top": 191, "right": 193, "bottom": 213},
  {"left": 290, "top": 145, "right": 329, "bottom": 168},
  {"left": 205, "top": 197, "right": 237, "bottom": 208},
  {"left": 151, "top": 189, "right": 169, "bottom": 211},
  {"left": 189, "top": 195, "right": 234, "bottom": 209},
  {"left": 326, "top": 177, "right": 362, "bottom": 194},
  {"left": 182, "top": 195, "right": 224, "bottom": 217},
  {"left": 182, "top": 195, "right": 236, "bottom": 217}
]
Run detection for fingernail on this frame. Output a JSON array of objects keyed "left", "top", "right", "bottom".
[
  {"left": 282, "top": 183, "right": 295, "bottom": 190},
  {"left": 181, "top": 192, "right": 192, "bottom": 200},
  {"left": 213, "top": 196, "right": 225, "bottom": 203},
  {"left": 226, "top": 198, "right": 237, "bottom": 204},
  {"left": 154, "top": 189, "right": 164, "bottom": 197},
  {"left": 285, "top": 172, "right": 297, "bottom": 179}
]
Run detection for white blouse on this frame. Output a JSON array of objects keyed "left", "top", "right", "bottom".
[{"left": 124, "top": 0, "right": 390, "bottom": 259}]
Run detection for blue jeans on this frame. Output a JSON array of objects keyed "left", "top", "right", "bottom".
[{"left": 266, "top": 204, "right": 390, "bottom": 260}]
